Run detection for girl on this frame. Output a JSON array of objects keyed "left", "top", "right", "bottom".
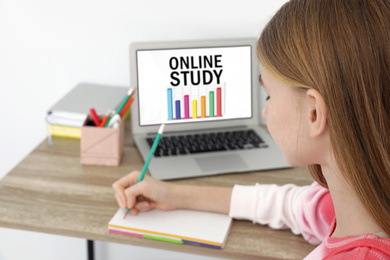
[{"left": 113, "top": 0, "right": 390, "bottom": 258}]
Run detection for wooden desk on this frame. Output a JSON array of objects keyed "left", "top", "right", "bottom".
[{"left": 0, "top": 123, "right": 315, "bottom": 260}]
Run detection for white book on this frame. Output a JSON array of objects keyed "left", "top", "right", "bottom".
[
  {"left": 108, "top": 208, "right": 232, "bottom": 249},
  {"left": 46, "top": 111, "right": 88, "bottom": 128}
]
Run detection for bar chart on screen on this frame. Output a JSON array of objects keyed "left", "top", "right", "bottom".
[{"left": 167, "top": 84, "right": 226, "bottom": 121}]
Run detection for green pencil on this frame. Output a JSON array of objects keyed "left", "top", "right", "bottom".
[
  {"left": 105, "top": 87, "right": 135, "bottom": 127},
  {"left": 124, "top": 123, "right": 165, "bottom": 218}
]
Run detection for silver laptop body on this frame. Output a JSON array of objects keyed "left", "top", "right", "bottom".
[{"left": 129, "top": 38, "right": 290, "bottom": 180}]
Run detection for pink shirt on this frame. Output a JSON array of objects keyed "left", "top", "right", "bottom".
[
  {"left": 229, "top": 181, "right": 390, "bottom": 259},
  {"left": 306, "top": 219, "right": 390, "bottom": 259}
]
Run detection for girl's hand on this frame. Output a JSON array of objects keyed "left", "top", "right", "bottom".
[{"left": 112, "top": 171, "right": 177, "bottom": 215}]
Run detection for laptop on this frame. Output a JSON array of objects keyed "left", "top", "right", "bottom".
[{"left": 129, "top": 38, "right": 290, "bottom": 180}]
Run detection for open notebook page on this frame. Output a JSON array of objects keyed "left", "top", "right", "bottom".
[{"left": 108, "top": 208, "right": 232, "bottom": 249}]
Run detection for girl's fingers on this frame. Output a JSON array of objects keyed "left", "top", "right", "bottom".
[
  {"left": 112, "top": 171, "right": 142, "bottom": 210},
  {"left": 113, "top": 171, "right": 141, "bottom": 191},
  {"left": 113, "top": 172, "right": 162, "bottom": 214},
  {"left": 114, "top": 192, "right": 126, "bottom": 212},
  {"left": 135, "top": 201, "right": 156, "bottom": 212},
  {"left": 124, "top": 181, "right": 147, "bottom": 209}
]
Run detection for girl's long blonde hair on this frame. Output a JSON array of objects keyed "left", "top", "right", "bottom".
[{"left": 257, "top": 0, "right": 390, "bottom": 235}]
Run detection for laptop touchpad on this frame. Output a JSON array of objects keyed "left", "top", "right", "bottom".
[{"left": 195, "top": 154, "right": 248, "bottom": 173}]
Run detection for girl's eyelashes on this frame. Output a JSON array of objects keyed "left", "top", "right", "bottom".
[{"left": 266, "top": 95, "right": 270, "bottom": 101}]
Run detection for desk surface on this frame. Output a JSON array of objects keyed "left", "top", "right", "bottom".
[{"left": 0, "top": 123, "right": 315, "bottom": 260}]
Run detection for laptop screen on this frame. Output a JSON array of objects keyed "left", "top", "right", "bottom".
[{"left": 136, "top": 45, "right": 253, "bottom": 126}]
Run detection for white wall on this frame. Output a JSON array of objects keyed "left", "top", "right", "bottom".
[{"left": 0, "top": 0, "right": 287, "bottom": 259}]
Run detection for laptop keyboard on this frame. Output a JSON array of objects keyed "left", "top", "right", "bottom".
[{"left": 146, "top": 129, "right": 268, "bottom": 157}]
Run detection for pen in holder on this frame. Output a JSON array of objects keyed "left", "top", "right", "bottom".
[{"left": 80, "top": 116, "right": 124, "bottom": 166}]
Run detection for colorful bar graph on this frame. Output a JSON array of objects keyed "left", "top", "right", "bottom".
[
  {"left": 184, "top": 95, "right": 190, "bottom": 119},
  {"left": 167, "top": 85, "right": 224, "bottom": 121},
  {"left": 167, "top": 88, "right": 173, "bottom": 120},
  {"left": 209, "top": 91, "right": 214, "bottom": 117},
  {"left": 175, "top": 100, "right": 181, "bottom": 119},
  {"left": 216, "top": 87, "right": 222, "bottom": 117},
  {"left": 192, "top": 100, "right": 197, "bottom": 119}
]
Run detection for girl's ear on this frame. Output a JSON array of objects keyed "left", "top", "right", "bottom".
[{"left": 306, "top": 89, "right": 328, "bottom": 138}]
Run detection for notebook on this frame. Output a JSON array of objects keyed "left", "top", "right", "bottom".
[
  {"left": 129, "top": 38, "right": 291, "bottom": 180},
  {"left": 108, "top": 208, "right": 232, "bottom": 249}
]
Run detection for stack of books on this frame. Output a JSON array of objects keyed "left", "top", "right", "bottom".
[{"left": 46, "top": 83, "right": 129, "bottom": 139}]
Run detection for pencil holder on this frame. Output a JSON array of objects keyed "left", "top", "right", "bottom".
[{"left": 80, "top": 117, "right": 124, "bottom": 166}]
